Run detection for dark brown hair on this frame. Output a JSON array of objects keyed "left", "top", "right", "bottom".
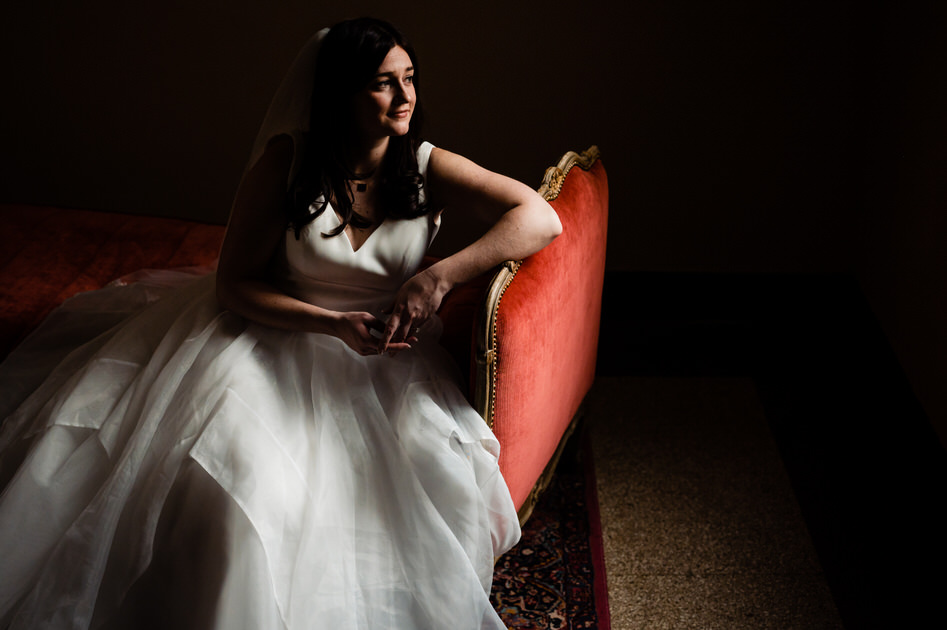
[{"left": 285, "top": 18, "right": 429, "bottom": 239}]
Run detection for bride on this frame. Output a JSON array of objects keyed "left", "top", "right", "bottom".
[{"left": 0, "top": 17, "right": 561, "bottom": 630}]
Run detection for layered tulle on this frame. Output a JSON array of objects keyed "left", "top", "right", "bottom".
[{"left": 0, "top": 271, "right": 520, "bottom": 629}]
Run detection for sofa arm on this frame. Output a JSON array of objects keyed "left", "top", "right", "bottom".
[{"left": 473, "top": 147, "right": 608, "bottom": 516}]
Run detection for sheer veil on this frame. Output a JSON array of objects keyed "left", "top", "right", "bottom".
[{"left": 247, "top": 28, "right": 328, "bottom": 186}]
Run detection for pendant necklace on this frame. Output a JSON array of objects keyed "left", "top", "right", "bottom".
[{"left": 352, "top": 170, "right": 374, "bottom": 193}]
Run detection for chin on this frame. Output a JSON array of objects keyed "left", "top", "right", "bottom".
[{"left": 388, "top": 123, "right": 412, "bottom": 137}]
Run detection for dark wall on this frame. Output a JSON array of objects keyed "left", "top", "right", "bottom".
[
  {"left": 854, "top": 2, "right": 947, "bottom": 446},
  {"left": 1, "top": 0, "right": 859, "bottom": 272}
]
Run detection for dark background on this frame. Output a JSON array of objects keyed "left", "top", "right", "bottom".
[{"left": 2, "top": 0, "right": 945, "bottom": 446}]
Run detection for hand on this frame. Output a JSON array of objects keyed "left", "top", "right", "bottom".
[
  {"left": 379, "top": 269, "right": 449, "bottom": 353},
  {"left": 334, "top": 311, "right": 412, "bottom": 356}
]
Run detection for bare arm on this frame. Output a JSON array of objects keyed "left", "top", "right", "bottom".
[
  {"left": 215, "top": 135, "right": 410, "bottom": 355},
  {"left": 379, "top": 147, "right": 562, "bottom": 351}
]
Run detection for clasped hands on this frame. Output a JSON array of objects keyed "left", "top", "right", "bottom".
[{"left": 333, "top": 268, "right": 449, "bottom": 356}]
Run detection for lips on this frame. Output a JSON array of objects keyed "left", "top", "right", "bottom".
[{"left": 390, "top": 109, "right": 412, "bottom": 119}]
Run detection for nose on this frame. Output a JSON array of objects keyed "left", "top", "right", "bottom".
[{"left": 395, "top": 79, "right": 413, "bottom": 104}]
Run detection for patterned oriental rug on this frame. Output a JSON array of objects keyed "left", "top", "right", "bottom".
[{"left": 491, "top": 434, "right": 610, "bottom": 629}]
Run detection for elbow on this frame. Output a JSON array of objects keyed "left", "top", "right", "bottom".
[
  {"left": 547, "top": 205, "right": 563, "bottom": 241},
  {"left": 516, "top": 197, "right": 561, "bottom": 257},
  {"left": 539, "top": 199, "right": 562, "bottom": 245}
]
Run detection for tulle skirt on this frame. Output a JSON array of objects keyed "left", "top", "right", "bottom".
[{"left": 0, "top": 271, "right": 520, "bottom": 629}]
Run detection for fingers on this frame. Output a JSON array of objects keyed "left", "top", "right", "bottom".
[
  {"left": 334, "top": 312, "right": 420, "bottom": 357},
  {"left": 378, "top": 311, "right": 428, "bottom": 354},
  {"left": 381, "top": 342, "right": 413, "bottom": 357},
  {"left": 379, "top": 312, "right": 401, "bottom": 353},
  {"left": 341, "top": 314, "right": 389, "bottom": 356},
  {"left": 384, "top": 317, "right": 427, "bottom": 349},
  {"left": 380, "top": 274, "right": 440, "bottom": 351},
  {"left": 365, "top": 318, "right": 387, "bottom": 343},
  {"left": 354, "top": 332, "right": 411, "bottom": 356},
  {"left": 385, "top": 331, "right": 421, "bottom": 357},
  {"left": 356, "top": 342, "right": 411, "bottom": 357}
]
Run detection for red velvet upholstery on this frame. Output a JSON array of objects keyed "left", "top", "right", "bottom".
[
  {"left": 489, "top": 158, "right": 609, "bottom": 510},
  {"left": 0, "top": 204, "right": 225, "bottom": 358}
]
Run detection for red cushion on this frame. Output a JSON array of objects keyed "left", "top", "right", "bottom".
[{"left": 0, "top": 204, "right": 225, "bottom": 358}]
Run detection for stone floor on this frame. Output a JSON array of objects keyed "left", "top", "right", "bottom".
[
  {"left": 589, "top": 272, "right": 947, "bottom": 628},
  {"left": 590, "top": 377, "right": 841, "bottom": 629}
]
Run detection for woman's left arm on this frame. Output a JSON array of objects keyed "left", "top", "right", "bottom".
[{"left": 379, "top": 147, "right": 562, "bottom": 352}]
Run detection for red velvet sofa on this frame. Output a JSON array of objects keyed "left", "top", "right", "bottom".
[{"left": 0, "top": 146, "right": 608, "bottom": 523}]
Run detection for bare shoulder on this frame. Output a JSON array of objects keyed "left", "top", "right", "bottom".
[
  {"left": 428, "top": 146, "right": 478, "bottom": 180},
  {"left": 426, "top": 146, "right": 540, "bottom": 218}
]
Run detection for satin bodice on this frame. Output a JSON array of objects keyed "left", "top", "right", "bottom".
[{"left": 273, "top": 142, "right": 437, "bottom": 315}]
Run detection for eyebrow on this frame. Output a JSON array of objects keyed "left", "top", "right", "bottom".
[{"left": 374, "top": 67, "right": 414, "bottom": 77}]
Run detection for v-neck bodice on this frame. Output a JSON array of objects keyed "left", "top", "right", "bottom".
[
  {"left": 335, "top": 210, "right": 383, "bottom": 254},
  {"left": 274, "top": 142, "right": 438, "bottom": 315}
]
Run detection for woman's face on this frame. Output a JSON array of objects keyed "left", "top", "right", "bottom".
[{"left": 351, "top": 45, "right": 415, "bottom": 141}]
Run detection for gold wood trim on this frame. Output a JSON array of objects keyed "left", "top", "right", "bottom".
[
  {"left": 536, "top": 145, "right": 601, "bottom": 202},
  {"left": 473, "top": 260, "right": 521, "bottom": 427}
]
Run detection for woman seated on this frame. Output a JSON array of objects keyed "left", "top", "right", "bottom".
[{"left": 0, "top": 17, "right": 560, "bottom": 630}]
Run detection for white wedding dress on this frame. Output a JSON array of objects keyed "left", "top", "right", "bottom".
[{"left": 0, "top": 142, "right": 520, "bottom": 629}]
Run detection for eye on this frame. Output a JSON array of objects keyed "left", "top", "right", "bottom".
[
  {"left": 375, "top": 79, "right": 392, "bottom": 89},
  {"left": 404, "top": 75, "right": 414, "bottom": 85}
]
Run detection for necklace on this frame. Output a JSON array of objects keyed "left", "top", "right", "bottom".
[{"left": 351, "top": 171, "right": 375, "bottom": 194}]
